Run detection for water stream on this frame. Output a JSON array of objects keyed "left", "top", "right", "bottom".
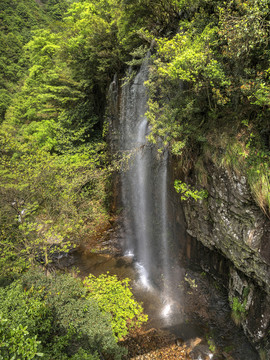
[
  {"left": 119, "top": 55, "right": 181, "bottom": 306},
  {"left": 72, "top": 249, "right": 259, "bottom": 360}
]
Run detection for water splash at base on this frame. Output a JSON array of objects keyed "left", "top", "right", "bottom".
[{"left": 135, "top": 262, "right": 153, "bottom": 290}]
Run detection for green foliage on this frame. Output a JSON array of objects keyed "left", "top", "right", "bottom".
[
  {"left": 8, "top": 28, "right": 85, "bottom": 128},
  {"left": 147, "top": 0, "right": 270, "bottom": 138},
  {"left": 184, "top": 275, "right": 198, "bottom": 289},
  {"left": 117, "top": 0, "right": 180, "bottom": 53},
  {"left": 145, "top": 0, "right": 270, "bottom": 216},
  {"left": 206, "top": 333, "right": 216, "bottom": 354},
  {"left": 245, "top": 147, "right": 270, "bottom": 217},
  {"left": 214, "top": 132, "right": 270, "bottom": 216},
  {"left": 42, "top": 0, "right": 70, "bottom": 20},
  {"left": 0, "top": 314, "right": 43, "bottom": 360},
  {"left": 0, "top": 0, "right": 52, "bottom": 122},
  {"left": 146, "top": 2, "right": 226, "bottom": 149},
  {"left": 84, "top": 273, "right": 148, "bottom": 340},
  {"left": 0, "top": 0, "right": 126, "bottom": 278},
  {"left": 0, "top": 123, "right": 110, "bottom": 276},
  {"left": 229, "top": 286, "right": 250, "bottom": 326},
  {"left": 6, "top": 0, "right": 124, "bottom": 145},
  {"left": 0, "top": 281, "right": 51, "bottom": 348},
  {"left": 230, "top": 296, "right": 247, "bottom": 326},
  {"left": 174, "top": 180, "right": 208, "bottom": 201},
  {"left": 231, "top": 297, "right": 247, "bottom": 314},
  {"left": 0, "top": 270, "right": 126, "bottom": 360}
]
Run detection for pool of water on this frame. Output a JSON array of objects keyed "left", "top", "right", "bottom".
[{"left": 70, "top": 250, "right": 259, "bottom": 360}]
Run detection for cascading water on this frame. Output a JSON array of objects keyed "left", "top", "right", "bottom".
[
  {"left": 119, "top": 55, "right": 180, "bottom": 310},
  {"left": 120, "top": 55, "right": 152, "bottom": 288},
  {"left": 133, "top": 118, "right": 152, "bottom": 288},
  {"left": 159, "top": 150, "right": 173, "bottom": 310}
]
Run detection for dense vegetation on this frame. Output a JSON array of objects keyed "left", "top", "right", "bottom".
[
  {"left": 1, "top": 0, "right": 270, "bottom": 358},
  {"left": 0, "top": 1, "right": 149, "bottom": 358},
  {"left": 0, "top": 270, "right": 128, "bottom": 359},
  {"left": 146, "top": 0, "right": 270, "bottom": 214}
]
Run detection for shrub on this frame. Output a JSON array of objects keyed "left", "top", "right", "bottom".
[
  {"left": 84, "top": 273, "right": 148, "bottom": 340},
  {"left": 0, "top": 314, "right": 43, "bottom": 360},
  {"left": 0, "top": 270, "right": 126, "bottom": 359}
]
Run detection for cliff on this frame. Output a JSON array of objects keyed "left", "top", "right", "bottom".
[{"left": 179, "top": 157, "right": 270, "bottom": 356}]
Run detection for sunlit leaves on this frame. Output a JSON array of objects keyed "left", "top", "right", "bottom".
[
  {"left": 146, "top": 0, "right": 270, "bottom": 165},
  {"left": 84, "top": 273, "right": 148, "bottom": 340},
  {"left": 218, "top": 0, "right": 269, "bottom": 61},
  {"left": 174, "top": 180, "right": 208, "bottom": 201},
  {"left": 155, "top": 25, "right": 226, "bottom": 86}
]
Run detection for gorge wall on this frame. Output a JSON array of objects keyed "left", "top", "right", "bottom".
[
  {"left": 170, "top": 153, "right": 270, "bottom": 359},
  {"left": 176, "top": 157, "right": 270, "bottom": 356},
  {"left": 107, "top": 65, "right": 270, "bottom": 357}
]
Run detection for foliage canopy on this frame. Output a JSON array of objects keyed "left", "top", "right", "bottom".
[{"left": 0, "top": 270, "right": 126, "bottom": 359}]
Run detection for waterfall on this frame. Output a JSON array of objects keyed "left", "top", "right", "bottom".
[
  {"left": 109, "top": 57, "right": 260, "bottom": 357},
  {"left": 134, "top": 118, "right": 151, "bottom": 287},
  {"left": 160, "top": 150, "right": 170, "bottom": 292},
  {"left": 119, "top": 55, "right": 179, "bottom": 304},
  {"left": 120, "top": 56, "right": 153, "bottom": 288}
]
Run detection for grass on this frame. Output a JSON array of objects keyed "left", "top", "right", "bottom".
[{"left": 196, "top": 130, "right": 270, "bottom": 218}]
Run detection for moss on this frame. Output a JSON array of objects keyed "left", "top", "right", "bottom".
[
  {"left": 259, "top": 348, "right": 267, "bottom": 360},
  {"left": 194, "top": 156, "right": 209, "bottom": 188},
  {"left": 230, "top": 286, "right": 250, "bottom": 326},
  {"left": 230, "top": 296, "right": 247, "bottom": 325}
]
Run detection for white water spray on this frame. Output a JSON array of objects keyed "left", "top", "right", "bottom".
[{"left": 119, "top": 54, "right": 181, "bottom": 312}]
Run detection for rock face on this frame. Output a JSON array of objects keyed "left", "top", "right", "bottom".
[{"left": 180, "top": 158, "right": 270, "bottom": 354}]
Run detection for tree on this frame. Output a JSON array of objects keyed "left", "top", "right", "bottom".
[
  {"left": 146, "top": 0, "right": 270, "bottom": 214},
  {"left": 0, "top": 270, "right": 126, "bottom": 359},
  {"left": 0, "top": 123, "right": 110, "bottom": 276},
  {"left": 0, "top": 0, "right": 49, "bottom": 122},
  {"left": 117, "top": 0, "right": 180, "bottom": 53}
]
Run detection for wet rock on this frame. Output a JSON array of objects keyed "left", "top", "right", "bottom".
[
  {"left": 183, "top": 162, "right": 270, "bottom": 292},
  {"left": 122, "top": 327, "right": 193, "bottom": 359},
  {"left": 189, "top": 344, "right": 212, "bottom": 360},
  {"left": 180, "top": 159, "right": 270, "bottom": 352}
]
